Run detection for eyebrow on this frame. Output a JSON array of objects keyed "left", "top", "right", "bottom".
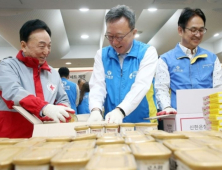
[{"left": 38, "top": 41, "right": 51, "bottom": 45}]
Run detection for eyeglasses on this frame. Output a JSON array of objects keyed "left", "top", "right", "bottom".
[
  {"left": 185, "top": 27, "right": 207, "bottom": 35},
  {"left": 105, "top": 28, "right": 134, "bottom": 42}
]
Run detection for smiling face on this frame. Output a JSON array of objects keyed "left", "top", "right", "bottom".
[
  {"left": 106, "top": 17, "right": 137, "bottom": 54},
  {"left": 21, "top": 29, "right": 51, "bottom": 65},
  {"left": 178, "top": 15, "right": 205, "bottom": 50}
]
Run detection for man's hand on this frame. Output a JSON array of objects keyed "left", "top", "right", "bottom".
[
  {"left": 42, "top": 104, "right": 74, "bottom": 123},
  {"left": 157, "top": 107, "right": 177, "bottom": 116},
  {"left": 105, "top": 108, "right": 124, "bottom": 124},
  {"left": 87, "top": 110, "right": 103, "bottom": 122}
]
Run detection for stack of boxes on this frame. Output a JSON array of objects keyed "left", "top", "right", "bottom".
[{"left": 203, "top": 92, "right": 222, "bottom": 131}]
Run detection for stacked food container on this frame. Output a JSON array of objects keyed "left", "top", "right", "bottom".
[
  {"left": 1, "top": 123, "right": 222, "bottom": 170},
  {"left": 203, "top": 92, "right": 222, "bottom": 131}
]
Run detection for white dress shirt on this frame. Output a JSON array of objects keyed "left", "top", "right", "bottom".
[
  {"left": 89, "top": 46, "right": 158, "bottom": 115},
  {"left": 155, "top": 43, "right": 222, "bottom": 110}
]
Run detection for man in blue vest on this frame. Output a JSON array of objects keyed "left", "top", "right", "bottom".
[
  {"left": 155, "top": 8, "right": 222, "bottom": 115},
  {"left": 58, "top": 67, "right": 79, "bottom": 114},
  {"left": 87, "top": 5, "right": 158, "bottom": 123}
]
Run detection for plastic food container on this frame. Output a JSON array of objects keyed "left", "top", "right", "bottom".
[
  {"left": 46, "top": 136, "right": 72, "bottom": 142},
  {"left": 14, "top": 140, "right": 44, "bottom": 148},
  {"left": 121, "top": 130, "right": 144, "bottom": 138},
  {"left": 64, "top": 140, "right": 96, "bottom": 150},
  {"left": 151, "top": 133, "right": 187, "bottom": 143},
  {"left": 208, "top": 144, "right": 222, "bottom": 153},
  {"left": 0, "top": 138, "right": 27, "bottom": 145},
  {"left": 0, "top": 147, "right": 23, "bottom": 170},
  {"left": 99, "top": 133, "right": 121, "bottom": 139},
  {"left": 175, "top": 148, "right": 222, "bottom": 170},
  {"left": 74, "top": 125, "right": 89, "bottom": 136},
  {"left": 173, "top": 131, "right": 207, "bottom": 138},
  {"left": 119, "top": 123, "right": 135, "bottom": 134},
  {"left": 163, "top": 139, "right": 207, "bottom": 170},
  {"left": 51, "top": 148, "right": 94, "bottom": 170},
  {"left": 13, "top": 147, "right": 59, "bottom": 170},
  {"left": 69, "top": 113, "right": 78, "bottom": 122},
  {"left": 104, "top": 123, "right": 119, "bottom": 133},
  {"left": 189, "top": 136, "right": 222, "bottom": 146},
  {"left": 130, "top": 142, "right": 171, "bottom": 170},
  {"left": 144, "top": 130, "right": 168, "bottom": 136},
  {"left": 96, "top": 136, "right": 125, "bottom": 146},
  {"left": 125, "top": 135, "right": 155, "bottom": 145},
  {"left": 85, "top": 154, "right": 137, "bottom": 170},
  {"left": 72, "top": 134, "right": 97, "bottom": 141},
  {"left": 89, "top": 124, "right": 104, "bottom": 137},
  {"left": 135, "top": 123, "right": 158, "bottom": 133},
  {"left": 35, "top": 141, "right": 69, "bottom": 148},
  {"left": 94, "top": 144, "right": 131, "bottom": 155}
]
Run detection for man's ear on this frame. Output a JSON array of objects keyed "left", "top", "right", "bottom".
[
  {"left": 133, "top": 28, "right": 137, "bottom": 36},
  {"left": 21, "top": 41, "right": 27, "bottom": 52},
  {"left": 178, "top": 26, "right": 183, "bottom": 37}
]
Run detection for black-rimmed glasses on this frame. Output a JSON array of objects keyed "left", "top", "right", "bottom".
[
  {"left": 105, "top": 28, "right": 134, "bottom": 42},
  {"left": 185, "top": 27, "right": 207, "bottom": 35}
]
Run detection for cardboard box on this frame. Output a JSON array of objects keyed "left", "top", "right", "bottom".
[
  {"left": 13, "top": 106, "right": 105, "bottom": 137},
  {"left": 163, "top": 88, "right": 222, "bottom": 132},
  {"left": 164, "top": 113, "right": 206, "bottom": 133}
]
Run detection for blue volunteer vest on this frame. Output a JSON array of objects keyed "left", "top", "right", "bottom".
[
  {"left": 77, "top": 92, "right": 90, "bottom": 114},
  {"left": 61, "top": 78, "right": 78, "bottom": 113},
  {"left": 102, "top": 40, "right": 154, "bottom": 123},
  {"left": 161, "top": 43, "right": 216, "bottom": 109}
]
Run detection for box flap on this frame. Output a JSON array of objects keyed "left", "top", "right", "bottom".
[{"left": 13, "top": 106, "right": 43, "bottom": 124}]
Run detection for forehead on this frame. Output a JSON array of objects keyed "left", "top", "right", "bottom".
[
  {"left": 106, "top": 17, "right": 130, "bottom": 33},
  {"left": 28, "top": 29, "right": 51, "bottom": 43},
  {"left": 186, "top": 15, "right": 204, "bottom": 27}
]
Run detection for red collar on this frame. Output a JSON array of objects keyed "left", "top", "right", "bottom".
[{"left": 16, "top": 50, "right": 51, "bottom": 72}]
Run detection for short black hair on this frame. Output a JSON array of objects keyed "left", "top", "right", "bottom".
[
  {"left": 178, "top": 7, "right": 206, "bottom": 30},
  {"left": 58, "top": 67, "right": 69, "bottom": 78},
  {"left": 19, "top": 19, "right": 51, "bottom": 42}
]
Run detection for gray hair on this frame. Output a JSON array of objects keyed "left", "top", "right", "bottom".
[{"left": 105, "top": 5, "right": 135, "bottom": 30}]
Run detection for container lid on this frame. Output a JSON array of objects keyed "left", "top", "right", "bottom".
[
  {"left": 94, "top": 144, "right": 131, "bottom": 155},
  {"left": 74, "top": 125, "right": 89, "bottom": 130},
  {"left": 14, "top": 140, "right": 44, "bottom": 147},
  {"left": 85, "top": 154, "right": 137, "bottom": 170},
  {"left": 104, "top": 123, "right": 119, "bottom": 128},
  {"left": 125, "top": 136, "right": 155, "bottom": 145},
  {"left": 13, "top": 147, "right": 59, "bottom": 165},
  {"left": 51, "top": 148, "right": 94, "bottom": 165},
  {"left": 190, "top": 137, "right": 222, "bottom": 146},
  {"left": 173, "top": 131, "right": 207, "bottom": 138},
  {"left": 144, "top": 130, "right": 168, "bottom": 135},
  {"left": 89, "top": 124, "right": 104, "bottom": 129},
  {"left": 174, "top": 148, "right": 222, "bottom": 170},
  {"left": 72, "top": 134, "right": 97, "bottom": 141},
  {"left": 121, "top": 131, "right": 144, "bottom": 138},
  {"left": 35, "top": 141, "right": 68, "bottom": 148},
  {"left": 64, "top": 140, "right": 96, "bottom": 150},
  {"left": 96, "top": 137, "right": 125, "bottom": 145},
  {"left": 201, "top": 130, "right": 222, "bottom": 137},
  {"left": 119, "top": 123, "right": 135, "bottom": 127},
  {"left": 151, "top": 133, "right": 187, "bottom": 140},
  {"left": 130, "top": 142, "right": 171, "bottom": 159},
  {"left": 99, "top": 133, "right": 121, "bottom": 139},
  {"left": 163, "top": 139, "right": 207, "bottom": 152},
  {"left": 46, "top": 136, "right": 72, "bottom": 142},
  {"left": 134, "top": 123, "right": 158, "bottom": 126},
  {"left": 0, "top": 147, "right": 23, "bottom": 168},
  {"left": 209, "top": 144, "right": 222, "bottom": 153},
  {"left": 0, "top": 138, "right": 28, "bottom": 145}
]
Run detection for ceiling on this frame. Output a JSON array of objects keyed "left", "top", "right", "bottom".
[{"left": 0, "top": 0, "right": 222, "bottom": 68}]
